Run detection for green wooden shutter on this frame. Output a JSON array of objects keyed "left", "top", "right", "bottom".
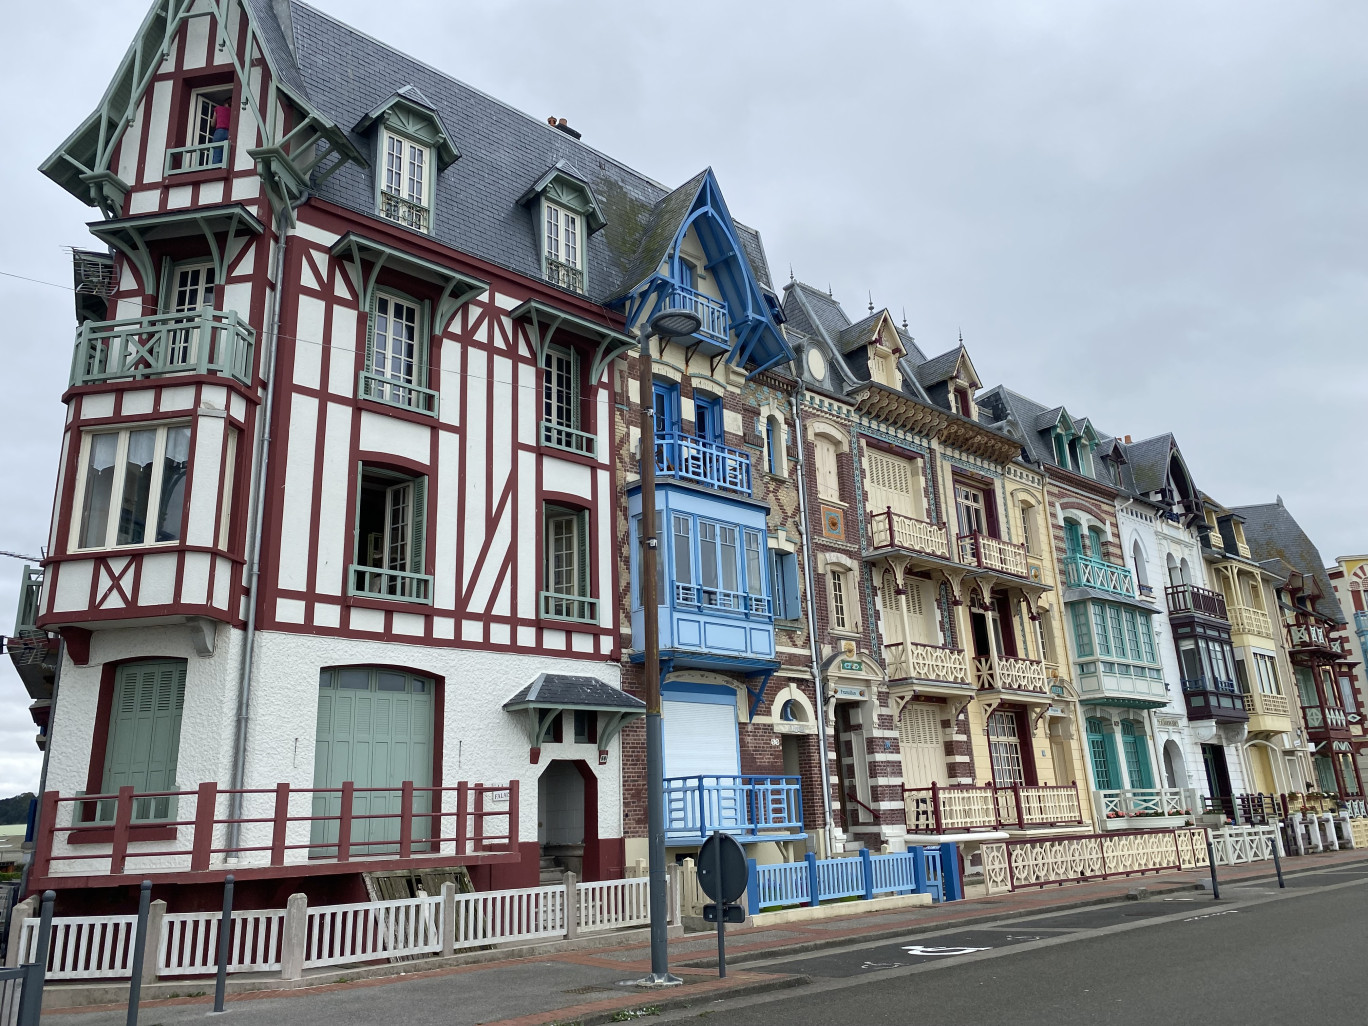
[
  {"left": 1064, "top": 522, "right": 1084, "bottom": 556},
  {"left": 570, "top": 348, "right": 582, "bottom": 429},
  {"left": 575, "top": 508, "right": 590, "bottom": 598},
  {"left": 365, "top": 292, "right": 379, "bottom": 378},
  {"left": 102, "top": 661, "right": 186, "bottom": 820},
  {"left": 410, "top": 477, "right": 427, "bottom": 576}
]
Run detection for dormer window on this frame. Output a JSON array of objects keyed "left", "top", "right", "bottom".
[
  {"left": 167, "top": 86, "right": 232, "bottom": 174},
  {"left": 380, "top": 131, "right": 431, "bottom": 233},
  {"left": 544, "top": 202, "right": 582, "bottom": 291}
]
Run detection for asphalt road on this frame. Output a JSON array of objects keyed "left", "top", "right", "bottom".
[{"left": 661, "top": 864, "right": 1368, "bottom": 1025}]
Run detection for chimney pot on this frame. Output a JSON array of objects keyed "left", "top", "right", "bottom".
[
  {"left": 1124, "top": 434, "right": 1132, "bottom": 443},
  {"left": 558, "top": 118, "right": 568, "bottom": 126},
  {"left": 548, "top": 116, "right": 557, "bottom": 126}
]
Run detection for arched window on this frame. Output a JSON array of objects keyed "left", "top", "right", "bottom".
[
  {"left": 1018, "top": 501, "right": 1037, "bottom": 555},
  {"left": 1131, "top": 540, "right": 1149, "bottom": 590},
  {"left": 1064, "top": 519, "right": 1084, "bottom": 557},
  {"left": 1179, "top": 557, "right": 1192, "bottom": 585},
  {"left": 1167, "top": 554, "right": 1182, "bottom": 587}
]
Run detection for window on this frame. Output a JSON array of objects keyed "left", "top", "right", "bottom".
[
  {"left": 1053, "top": 433, "right": 1069, "bottom": 468},
  {"left": 1338, "top": 675, "right": 1358, "bottom": 714},
  {"left": 694, "top": 395, "right": 723, "bottom": 444},
  {"left": 162, "top": 261, "right": 217, "bottom": 367},
  {"left": 769, "top": 549, "right": 801, "bottom": 620},
  {"left": 1088, "top": 526, "right": 1106, "bottom": 561},
  {"left": 362, "top": 292, "right": 434, "bottom": 414},
  {"left": 1108, "top": 606, "right": 1127, "bottom": 659},
  {"left": 542, "top": 505, "right": 594, "bottom": 622},
  {"left": 1070, "top": 603, "right": 1094, "bottom": 658},
  {"left": 1019, "top": 503, "right": 1036, "bottom": 554},
  {"left": 1087, "top": 718, "right": 1116, "bottom": 791},
  {"left": 1091, "top": 602, "right": 1112, "bottom": 657},
  {"left": 218, "top": 428, "right": 238, "bottom": 550},
  {"left": 351, "top": 467, "right": 430, "bottom": 602},
  {"left": 544, "top": 202, "right": 583, "bottom": 291},
  {"left": 865, "top": 450, "right": 923, "bottom": 520},
  {"left": 573, "top": 710, "right": 597, "bottom": 745},
  {"left": 1252, "top": 652, "right": 1281, "bottom": 695},
  {"left": 815, "top": 437, "right": 841, "bottom": 500},
  {"left": 955, "top": 484, "right": 986, "bottom": 538},
  {"left": 766, "top": 418, "right": 779, "bottom": 474},
  {"left": 672, "top": 514, "right": 693, "bottom": 588},
  {"left": 632, "top": 511, "right": 665, "bottom": 608},
  {"left": 171, "top": 86, "right": 231, "bottom": 172},
  {"left": 1132, "top": 541, "right": 1149, "bottom": 590},
  {"left": 830, "top": 569, "right": 852, "bottom": 632},
  {"left": 541, "top": 345, "right": 590, "bottom": 453},
  {"left": 91, "top": 660, "right": 187, "bottom": 823},
  {"left": 677, "top": 258, "right": 696, "bottom": 290},
  {"left": 1064, "top": 521, "right": 1084, "bottom": 557},
  {"left": 988, "top": 710, "right": 1025, "bottom": 786},
  {"left": 75, "top": 424, "right": 192, "bottom": 550},
  {"left": 1120, "top": 721, "right": 1153, "bottom": 789},
  {"left": 1294, "top": 666, "right": 1319, "bottom": 708},
  {"left": 667, "top": 512, "right": 768, "bottom": 615},
  {"left": 1314, "top": 756, "right": 1338, "bottom": 794},
  {"left": 380, "top": 131, "right": 430, "bottom": 232}
]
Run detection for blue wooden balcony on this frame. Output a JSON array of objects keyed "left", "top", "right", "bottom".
[
  {"left": 664, "top": 775, "right": 803, "bottom": 843},
  {"left": 661, "top": 284, "right": 730, "bottom": 350},
  {"left": 654, "top": 432, "right": 752, "bottom": 496},
  {"left": 1063, "top": 554, "right": 1136, "bottom": 599}
]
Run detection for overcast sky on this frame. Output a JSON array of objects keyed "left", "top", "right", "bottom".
[{"left": 1, "top": 0, "right": 1364, "bottom": 797}]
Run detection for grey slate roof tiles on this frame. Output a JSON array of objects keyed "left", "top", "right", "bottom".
[
  {"left": 503, "top": 673, "right": 646, "bottom": 710},
  {"left": 1231, "top": 501, "right": 1347, "bottom": 624}
]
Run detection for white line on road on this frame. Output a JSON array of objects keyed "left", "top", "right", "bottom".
[
  {"left": 1182, "top": 910, "right": 1240, "bottom": 922},
  {"left": 900, "top": 945, "right": 992, "bottom": 956}
]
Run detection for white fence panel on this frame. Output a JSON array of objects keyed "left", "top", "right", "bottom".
[
  {"left": 451, "top": 886, "right": 566, "bottom": 951},
  {"left": 577, "top": 878, "right": 650, "bottom": 933},
  {"left": 1211, "top": 825, "right": 1280, "bottom": 866},
  {"left": 20, "top": 915, "right": 139, "bottom": 980},
  {"left": 304, "top": 895, "right": 442, "bottom": 969},
  {"left": 159, "top": 909, "right": 285, "bottom": 976}
]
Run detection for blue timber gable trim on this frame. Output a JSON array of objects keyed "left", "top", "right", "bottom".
[{"left": 617, "top": 170, "right": 793, "bottom": 376}]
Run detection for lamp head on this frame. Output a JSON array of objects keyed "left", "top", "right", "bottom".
[{"left": 648, "top": 307, "right": 701, "bottom": 340}]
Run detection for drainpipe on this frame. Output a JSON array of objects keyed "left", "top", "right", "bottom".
[
  {"left": 18, "top": 638, "right": 64, "bottom": 898},
  {"left": 227, "top": 193, "right": 307, "bottom": 852},
  {"left": 791, "top": 383, "right": 836, "bottom": 857}
]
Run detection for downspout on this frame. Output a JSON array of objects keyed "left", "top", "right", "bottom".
[
  {"left": 792, "top": 382, "right": 836, "bottom": 857},
  {"left": 19, "top": 638, "right": 64, "bottom": 898},
  {"left": 227, "top": 191, "right": 307, "bottom": 852}
]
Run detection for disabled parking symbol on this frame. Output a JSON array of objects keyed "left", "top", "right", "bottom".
[{"left": 901, "top": 944, "right": 991, "bottom": 956}]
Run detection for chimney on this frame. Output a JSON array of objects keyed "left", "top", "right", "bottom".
[
  {"left": 547, "top": 116, "right": 581, "bottom": 140},
  {"left": 1124, "top": 434, "right": 1132, "bottom": 444}
]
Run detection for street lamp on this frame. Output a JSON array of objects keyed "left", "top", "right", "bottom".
[{"left": 635, "top": 303, "right": 700, "bottom": 987}]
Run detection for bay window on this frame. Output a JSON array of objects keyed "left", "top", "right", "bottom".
[{"left": 74, "top": 424, "right": 191, "bottom": 550}]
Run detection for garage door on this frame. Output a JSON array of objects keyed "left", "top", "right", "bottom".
[{"left": 662, "top": 685, "right": 740, "bottom": 779}]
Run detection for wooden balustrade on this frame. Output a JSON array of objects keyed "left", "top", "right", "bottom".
[
  {"left": 883, "top": 641, "right": 972, "bottom": 684},
  {"left": 904, "top": 782, "right": 1085, "bottom": 833},
  {"left": 868, "top": 509, "right": 950, "bottom": 559}
]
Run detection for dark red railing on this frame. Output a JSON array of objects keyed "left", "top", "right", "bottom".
[{"left": 1165, "top": 583, "right": 1228, "bottom": 620}]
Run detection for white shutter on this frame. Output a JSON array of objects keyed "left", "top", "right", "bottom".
[
  {"left": 663, "top": 698, "right": 740, "bottom": 778},
  {"left": 879, "top": 573, "right": 905, "bottom": 647},
  {"left": 815, "top": 440, "right": 840, "bottom": 500},
  {"left": 898, "top": 703, "right": 947, "bottom": 789},
  {"left": 865, "top": 451, "right": 915, "bottom": 518}
]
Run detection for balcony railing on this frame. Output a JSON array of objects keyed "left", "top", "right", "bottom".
[
  {"left": 1165, "top": 583, "right": 1228, "bottom": 620},
  {"left": 904, "top": 782, "right": 1086, "bottom": 834},
  {"left": 539, "top": 591, "right": 598, "bottom": 624},
  {"left": 544, "top": 256, "right": 584, "bottom": 293},
  {"left": 958, "top": 532, "right": 1030, "bottom": 578},
  {"left": 359, "top": 370, "right": 439, "bottom": 415},
  {"left": 654, "top": 432, "right": 752, "bottom": 495},
  {"left": 29, "top": 780, "right": 518, "bottom": 886},
  {"left": 1228, "top": 603, "right": 1273, "bottom": 638},
  {"left": 349, "top": 565, "right": 434, "bottom": 604},
  {"left": 1246, "top": 689, "right": 1290, "bottom": 718},
  {"left": 884, "top": 641, "right": 971, "bottom": 685},
  {"left": 673, "top": 581, "right": 771, "bottom": 618},
  {"left": 1289, "top": 621, "right": 1331, "bottom": 650},
  {"left": 540, "top": 420, "right": 597, "bottom": 457},
  {"left": 661, "top": 284, "right": 729, "bottom": 346},
  {"left": 14, "top": 565, "right": 41, "bottom": 635},
  {"left": 379, "top": 191, "right": 430, "bottom": 232},
  {"left": 1302, "top": 705, "right": 1348, "bottom": 730},
  {"left": 1181, "top": 676, "right": 1248, "bottom": 720},
  {"left": 664, "top": 775, "right": 802, "bottom": 842},
  {"left": 71, "top": 310, "right": 255, "bottom": 387},
  {"left": 973, "top": 654, "right": 1048, "bottom": 695},
  {"left": 165, "top": 141, "right": 228, "bottom": 175},
  {"left": 1062, "top": 554, "right": 1135, "bottom": 598},
  {"left": 1094, "top": 787, "right": 1197, "bottom": 825},
  {"left": 868, "top": 509, "right": 951, "bottom": 559}
]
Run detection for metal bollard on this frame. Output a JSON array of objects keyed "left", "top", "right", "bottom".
[
  {"left": 16, "top": 890, "right": 54, "bottom": 1026},
  {"left": 1271, "top": 832, "right": 1285, "bottom": 888},
  {"left": 1205, "top": 837, "right": 1220, "bottom": 900},
  {"left": 213, "top": 875, "right": 235, "bottom": 1013},
  {"left": 126, "top": 881, "right": 153, "bottom": 1026}
]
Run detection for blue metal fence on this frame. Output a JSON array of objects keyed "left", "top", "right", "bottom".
[{"left": 747, "top": 844, "right": 957, "bottom": 914}]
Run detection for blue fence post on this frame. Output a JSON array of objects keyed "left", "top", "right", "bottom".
[
  {"left": 746, "top": 858, "right": 760, "bottom": 916},
  {"left": 938, "top": 842, "right": 963, "bottom": 902},
  {"left": 859, "top": 848, "right": 874, "bottom": 900},
  {"left": 805, "top": 851, "right": 820, "bottom": 906},
  {"left": 911, "top": 844, "right": 928, "bottom": 895}
]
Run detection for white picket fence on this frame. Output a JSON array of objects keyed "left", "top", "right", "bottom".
[
  {"left": 19, "top": 915, "right": 138, "bottom": 980},
  {"left": 577, "top": 877, "right": 650, "bottom": 933},
  {"left": 1210, "top": 825, "right": 1281, "bottom": 866},
  {"left": 160, "top": 908, "right": 285, "bottom": 976},
  {"left": 305, "top": 894, "right": 442, "bottom": 968},
  {"left": 451, "top": 885, "right": 566, "bottom": 950}
]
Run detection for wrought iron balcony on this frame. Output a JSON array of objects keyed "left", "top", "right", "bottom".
[
  {"left": 1165, "top": 583, "right": 1228, "bottom": 621},
  {"left": 653, "top": 432, "right": 752, "bottom": 495},
  {"left": 349, "top": 564, "right": 434, "bottom": 604},
  {"left": 661, "top": 284, "right": 729, "bottom": 347},
  {"left": 544, "top": 256, "right": 584, "bottom": 293},
  {"left": 379, "top": 191, "right": 430, "bottom": 233},
  {"left": 71, "top": 310, "right": 255, "bottom": 387},
  {"left": 904, "top": 782, "right": 1086, "bottom": 834},
  {"left": 1180, "top": 675, "right": 1248, "bottom": 721},
  {"left": 868, "top": 509, "right": 951, "bottom": 560},
  {"left": 884, "top": 641, "right": 971, "bottom": 685},
  {"left": 1228, "top": 603, "right": 1273, "bottom": 638},
  {"left": 664, "top": 775, "right": 802, "bottom": 842},
  {"left": 1062, "top": 554, "right": 1136, "bottom": 598},
  {"left": 957, "top": 532, "right": 1030, "bottom": 578},
  {"left": 973, "top": 654, "right": 1048, "bottom": 695}
]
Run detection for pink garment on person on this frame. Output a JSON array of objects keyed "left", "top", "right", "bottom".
[{"left": 213, "top": 105, "right": 231, "bottom": 131}]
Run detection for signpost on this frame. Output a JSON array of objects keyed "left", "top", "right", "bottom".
[{"left": 698, "top": 831, "right": 747, "bottom": 978}]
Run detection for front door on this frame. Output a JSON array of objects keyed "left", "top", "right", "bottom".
[
  {"left": 1201, "top": 743, "right": 1233, "bottom": 817},
  {"left": 312, "top": 667, "right": 434, "bottom": 852},
  {"left": 834, "top": 702, "right": 869, "bottom": 830}
]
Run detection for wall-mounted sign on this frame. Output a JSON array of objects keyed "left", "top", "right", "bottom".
[
  {"left": 821, "top": 506, "right": 845, "bottom": 539},
  {"left": 1049, "top": 684, "right": 1066, "bottom": 697},
  {"left": 833, "top": 685, "right": 867, "bottom": 701},
  {"left": 840, "top": 659, "right": 864, "bottom": 673}
]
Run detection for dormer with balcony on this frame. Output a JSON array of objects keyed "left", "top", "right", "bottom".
[
  {"left": 519, "top": 161, "right": 607, "bottom": 295},
  {"left": 355, "top": 86, "right": 461, "bottom": 235}
]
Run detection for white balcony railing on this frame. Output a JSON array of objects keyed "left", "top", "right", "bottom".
[
  {"left": 673, "top": 582, "right": 771, "bottom": 618},
  {"left": 539, "top": 591, "right": 598, "bottom": 624},
  {"left": 540, "top": 420, "right": 597, "bottom": 457},
  {"left": 958, "top": 532, "right": 1030, "bottom": 578},
  {"left": 884, "top": 641, "right": 971, "bottom": 684},
  {"left": 868, "top": 509, "right": 951, "bottom": 559},
  {"left": 1095, "top": 787, "right": 1198, "bottom": 825},
  {"left": 349, "top": 565, "right": 433, "bottom": 604},
  {"left": 359, "top": 370, "right": 439, "bottom": 415},
  {"left": 165, "top": 141, "right": 229, "bottom": 175},
  {"left": 973, "top": 654, "right": 1048, "bottom": 694},
  {"left": 1228, "top": 604, "right": 1274, "bottom": 638}
]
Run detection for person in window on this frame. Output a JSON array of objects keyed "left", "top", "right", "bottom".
[{"left": 211, "top": 104, "right": 231, "bottom": 164}]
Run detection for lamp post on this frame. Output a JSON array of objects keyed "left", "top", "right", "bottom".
[{"left": 637, "top": 304, "right": 700, "bottom": 986}]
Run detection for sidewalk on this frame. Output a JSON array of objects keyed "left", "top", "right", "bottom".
[{"left": 41, "top": 847, "right": 1368, "bottom": 1026}]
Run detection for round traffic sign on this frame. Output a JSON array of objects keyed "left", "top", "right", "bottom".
[{"left": 697, "top": 831, "right": 747, "bottom": 904}]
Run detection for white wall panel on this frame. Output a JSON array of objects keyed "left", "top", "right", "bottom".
[
  {"left": 314, "top": 402, "right": 353, "bottom": 596},
  {"left": 138, "top": 553, "right": 178, "bottom": 606},
  {"left": 186, "top": 414, "right": 224, "bottom": 546},
  {"left": 435, "top": 431, "right": 460, "bottom": 607},
  {"left": 181, "top": 551, "right": 211, "bottom": 606},
  {"left": 543, "top": 458, "right": 590, "bottom": 499},
  {"left": 144, "top": 80, "right": 172, "bottom": 185},
  {"left": 358, "top": 411, "right": 428, "bottom": 465},
  {"left": 277, "top": 396, "right": 317, "bottom": 591},
  {"left": 293, "top": 295, "right": 325, "bottom": 388},
  {"left": 328, "top": 305, "right": 357, "bottom": 396},
  {"left": 51, "top": 562, "right": 92, "bottom": 613},
  {"left": 462, "top": 348, "right": 488, "bottom": 588},
  {"left": 516, "top": 449, "right": 536, "bottom": 619}
]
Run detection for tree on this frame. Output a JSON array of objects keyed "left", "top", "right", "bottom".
[{"left": 0, "top": 794, "right": 35, "bottom": 826}]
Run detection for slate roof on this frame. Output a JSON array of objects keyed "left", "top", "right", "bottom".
[
  {"left": 251, "top": 1, "right": 773, "bottom": 305},
  {"left": 784, "top": 282, "right": 852, "bottom": 343},
  {"left": 914, "top": 346, "right": 966, "bottom": 387},
  {"left": 834, "top": 311, "right": 885, "bottom": 354},
  {"left": 1230, "top": 501, "right": 1346, "bottom": 624},
  {"left": 1121, "top": 434, "right": 1175, "bottom": 496},
  {"left": 502, "top": 674, "right": 646, "bottom": 711}
]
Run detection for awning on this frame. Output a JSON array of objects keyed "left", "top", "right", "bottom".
[
  {"left": 88, "top": 204, "right": 264, "bottom": 299},
  {"left": 509, "top": 299, "right": 635, "bottom": 387},
  {"left": 330, "top": 232, "right": 488, "bottom": 335},
  {"left": 503, "top": 673, "right": 645, "bottom": 764}
]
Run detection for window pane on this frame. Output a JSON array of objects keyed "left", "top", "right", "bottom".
[
  {"left": 672, "top": 515, "right": 692, "bottom": 586},
  {"left": 1070, "top": 603, "right": 1093, "bottom": 657},
  {"left": 564, "top": 212, "right": 578, "bottom": 266},
  {"left": 550, "top": 513, "right": 576, "bottom": 595},
  {"left": 376, "top": 671, "right": 407, "bottom": 692},
  {"left": 1108, "top": 607, "right": 1126, "bottom": 660},
  {"left": 154, "top": 427, "right": 191, "bottom": 542},
  {"left": 387, "top": 482, "right": 412, "bottom": 571},
  {"left": 544, "top": 348, "right": 575, "bottom": 428},
  {"left": 117, "top": 429, "right": 157, "bottom": 545},
  {"left": 1092, "top": 602, "right": 1111, "bottom": 656},
  {"left": 407, "top": 143, "right": 424, "bottom": 203},
  {"left": 80, "top": 433, "right": 119, "bottom": 547},
  {"left": 744, "top": 530, "right": 763, "bottom": 595},
  {"left": 338, "top": 668, "right": 370, "bottom": 690},
  {"left": 719, "top": 526, "right": 739, "bottom": 592},
  {"left": 372, "top": 295, "right": 419, "bottom": 386},
  {"left": 699, "top": 522, "right": 718, "bottom": 589},
  {"left": 385, "top": 135, "right": 404, "bottom": 195},
  {"left": 545, "top": 204, "right": 559, "bottom": 260},
  {"left": 831, "top": 570, "right": 847, "bottom": 630}
]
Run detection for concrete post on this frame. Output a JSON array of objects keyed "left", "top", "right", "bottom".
[
  {"left": 279, "top": 893, "right": 308, "bottom": 980},
  {"left": 667, "top": 863, "right": 681, "bottom": 927},
  {"left": 141, "top": 899, "right": 167, "bottom": 985},
  {"left": 563, "top": 871, "right": 578, "bottom": 940},
  {"left": 1340, "top": 811, "right": 1354, "bottom": 849},
  {"left": 5, "top": 896, "right": 36, "bottom": 968},
  {"left": 440, "top": 882, "right": 455, "bottom": 957}
]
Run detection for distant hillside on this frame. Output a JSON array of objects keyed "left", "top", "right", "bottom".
[{"left": 0, "top": 794, "right": 35, "bottom": 826}]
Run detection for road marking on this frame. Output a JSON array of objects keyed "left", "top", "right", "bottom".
[
  {"left": 900, "top": 945, "right": 992, "bottom": 956},
  {"left": 1162, "top": 897, "right": 1196, "bottom": 902},
  {"left": 1182, "top": 910, "right": 1240, "bottom": 922},
  {"left": 1001, "top": 935, "right": 1043, "bottom": 942},
  {"left": 860, "top": 961, "right": 905, "bottom": 970}
]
